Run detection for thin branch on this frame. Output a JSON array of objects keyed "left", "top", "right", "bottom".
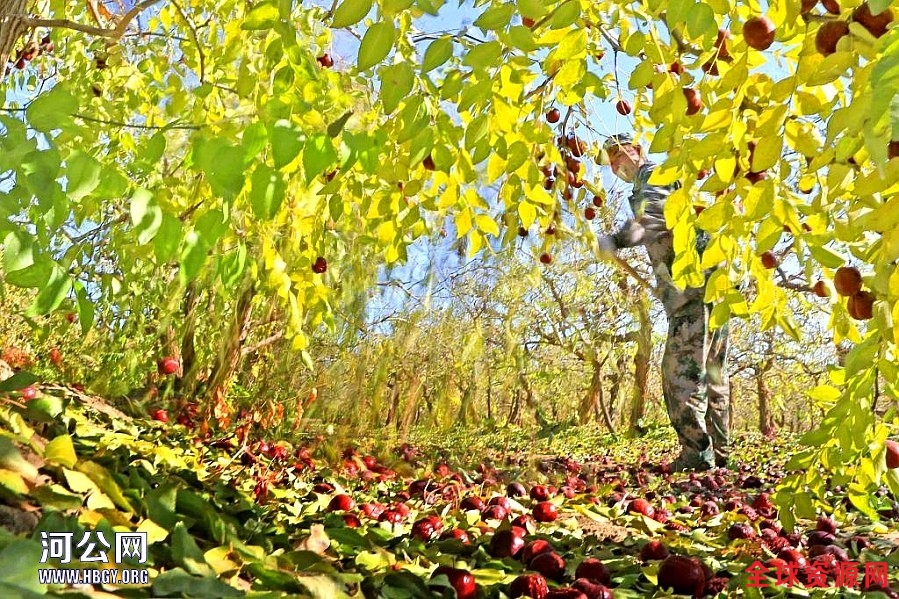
[
  {"left": 170, "top": 0, "right": 205, "bottom": 82},
  {"left": 72, "top": 113, "right": 202, "bottom": 130},
  {"left": 124, "top": 31, "right": 190, "bottom": 42},
  {"left": 774, "top": 266, "right": 812, "bottom": 293},
  {"left": 20, "top": 0, "right": 163, "bottom": 40},
  {"left": 241, "top": 332, "right": 284, "bottom": 356},
  {"left": 19, "top": 16, "right": 109, "bottom": 37}
]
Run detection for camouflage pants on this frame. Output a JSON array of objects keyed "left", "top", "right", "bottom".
[{"left": 657, "top": 276, "right": 730, "bottom": 467}]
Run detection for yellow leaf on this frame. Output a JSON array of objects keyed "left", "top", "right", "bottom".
[
  {"left": 487, "top": 154, "right": 506, "bottom": 183},
  {"left": 456, "top": 208, "right": 472, "bottom": 237},
  {"left": 291, "top": 330, "right": 308, "bottom": 351},
  {"left": 647, "top": 165, "right": 681, "bottom": 186},
  {"left": 699, "top": 107, "right": 733, "bottom": 132},
  {"left": 44, "top": 435, "right": 77, "bottom": 468},
  {"left": 86, "top": 491, "right": 115, "bottom": 510},
  {"left": 205, "top": 546, "right": 240, "bottom": 575},
  {"left": 524, "top": 183, "right": 555, "bottom": 205},
  {"left": 882, "top": 228, "right": 899, "bottom": 264},
  {"left": 751, "top": 136, "right": 782, "bottom": 172},
  {"left": 714, "top": 155, "right": 736, "bottom": 183},
  {"left": 0, "top": 469, "right": 28, "bottom": 494},
  {"left": 785, "top": 119, "right": 822, "bottom": 158},
  {"left": 64, "top": 468, "right": 98, "bottom": 494},
  {"left": 743, "top": 183, "right": 774, "bottom": 220},
  {"left": 475, "top": 214, "right": 500, "bottom": 237},
  {"left": 518, "top": 201, "right": 537, "bottom": 228},
  {"left": 755, "top": 105, "right": 787, "bottom": 137},
  {"left": 556, "top": 28, "right": 587, "bottom": 59},
  {"left": 375, "top": 220, "right": 395, "bottom": 244},
  {"left": 438, "top": 183, "right": 458, "bottom": 209},
  {"left": 468, "top": 230, "right": 484, "bottom": 257},
  {"left": 700, "top": 235, "right": 732, "bottom": 270},
  {"left": 137, "top": 519, "right": 170, "bottom": 544},
  {"left": 554, "top": 59, "right": 587, "bottom": 97}
]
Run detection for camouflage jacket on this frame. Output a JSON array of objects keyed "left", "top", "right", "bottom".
[{"left": 610, "top": 162, "right": 709, "bottom": 276}]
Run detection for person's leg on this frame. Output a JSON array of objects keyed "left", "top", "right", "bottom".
[
  {"left": 662, "top": 294, "right": 715, "bottom": 471},
  {"left": 705, "top": 313, "right": 731, "bottom": 467}
]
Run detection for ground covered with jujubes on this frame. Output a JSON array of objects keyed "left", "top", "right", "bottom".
[{"left": 2, "top": 386, "right": 899, "bottom": 598}]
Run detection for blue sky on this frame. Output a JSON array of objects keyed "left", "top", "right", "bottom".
[{"left": 316, "top": 0, "right": 646, "bottom": 325}]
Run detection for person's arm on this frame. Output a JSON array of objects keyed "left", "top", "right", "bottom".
[{"left": 598, "top": 168, "right": 671, "bottom": 254}]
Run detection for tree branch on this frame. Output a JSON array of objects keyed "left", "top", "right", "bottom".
[
  {"left": 21, "top": 0, "right": 163, "bottom": 40},
  {"left": 72, "top": 113, "right": 202, "bottom": 130},
  {"left": 241, "top": 332, "right": 284, "bottom": 356},
  {"left": 170, "top": 0, "right": 205, "bottom": 82}
]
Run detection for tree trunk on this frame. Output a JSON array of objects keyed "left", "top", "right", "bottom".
[
  {"left": 0, "top": 0, "right": 30, "bottom": 77},
  {"left": 201, "top": 280, "right": 256, "bottom": 415},
  {"left": 508, "top": 389, "right": 521, "bottom": 426},
  {"left": 581, "top": 358, "right": 615, "bottom": 432},
  {"left": 629, "top": 293, "right": 651, "bottom": 433},
  {"left": 757, "top": 359, "right": 775, "bottom": 435},
  {"left": 176, "top": 281, "right": 201, "bottom": 398}
]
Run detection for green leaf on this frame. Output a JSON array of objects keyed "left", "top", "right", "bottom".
[
  {"left": 357, "top": 21, "right": 396, "bottom": 71},
  {"left": 5, "top": 255, "right": 42, "bottom": 290},
  {"left": 179, "top": 231, "right": 207, "bottom": 285},
  {"left": 0, "top": 438, "right": 38, "bottom": 482},
  {"left": 26, "top": 87, "right": 77, "bottom": 132},
  {"left": 381, "top": 0, "right": 414, "bottom": 14},
  {"left": 518, "top": 0, "right": 548, "bottom": 18},
  {"left": 3, "top": 230, "right": 35, "bottom": 273},
  {"left": 249, "top": 164, "right": 286, "bottom": 220},
  {"left": 153, "top": 568, "right": 244, "bottom": 598},
  {"left": 685, "top": 2, "right": 715, "bottom": 39},
  {"left": 463, "top": 41, "right": 503, "bottom": 68},
  {"left": 74, "top": 283, "right": 95, "bottom": 332},
  {"left": 22, "top": 149, "right": 61, "bottom": 199},
  {"left": 0, "top": 540, "right": 45, "bottom": 594},
  {"left": 242, "top": 1, "right": 280, "bottom": 29},
  {"left": 327, "top": 110, "right": 354, "bottom": 137},
  {"left": 172, "top": 522, "right": 216, "bottom": 577},
  {"left": 303, "top": 135, "right": 338, "bottom": 183},
  {"left": 29, "top": 485, "right": 83, "bottom": 510},
  {"left": 379, "top": 63, "right": 414, "bottom": 115},
  {"left": 474, "top": 4, "right": 515, "bottom": 30},
  {"left": 0, "top": 469, "right": 27, "bottom": 494},
  {"left": 44, "top": 435, "right": 77, "bottom": 468},
  {"left": 869, "top": 0, "right": 891, "bottom": 14},
  {"left": 26, "top": 263, "right": 71, "bottom": 316},
  {"left": 270, "top": 121, "right": 304, "bottom": 169},
  {"left": 195, "top": 210, "right": 228, "bottom": 246},
  {"left": 508, "top": 25, "right": 539, "bottom": 51},
  {"left": 203, "top": 143, "right": 246, "bottom": 198},
  {"left": 155, "top": 213, "right": 182, "bottom": 263},
  {"left": 65, "top": 151, "right": 101, "bottom": 201},
  {"left": 146, "top": 482, "right": 180, "bottom": 530},
  {"left": 666, "top": 0, "right": 694, "bottom": 31},
  {"left": 331, "top": 0, "right": 372, "bottom": 28},
  {"left": 220, "top": 242, "right": 247, "bottom": 288},
  {"left": 551, "top": 0, "right": 580, "bottom": 29},
  {"left": 130, "top": 188, "right": 164, "bottom": 245},
  {"left": 0, "top": 371, "right": 39, "bottom": 393},
  {"left": 141, "top": 131, "right": 167, "bottom": 165},
  {"left": 808, "top": 244, "right": 847, "bottom": 268},
  {"left": 422, "top": 37, "right": 453, "bottom": 73},
  {"left": 77, "top": 461, "right": 135, "bottom": 512},
  {"left": 24, "top": 393, "right": 64, "bottom": 419}
]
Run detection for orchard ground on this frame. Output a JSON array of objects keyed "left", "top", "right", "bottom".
[{"left": 2, "top": 383, "right": 899, "bottom": 598}]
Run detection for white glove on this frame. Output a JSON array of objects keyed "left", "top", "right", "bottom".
[{"left": 597, "top": 235, "right": 617, "bottom": 260}]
